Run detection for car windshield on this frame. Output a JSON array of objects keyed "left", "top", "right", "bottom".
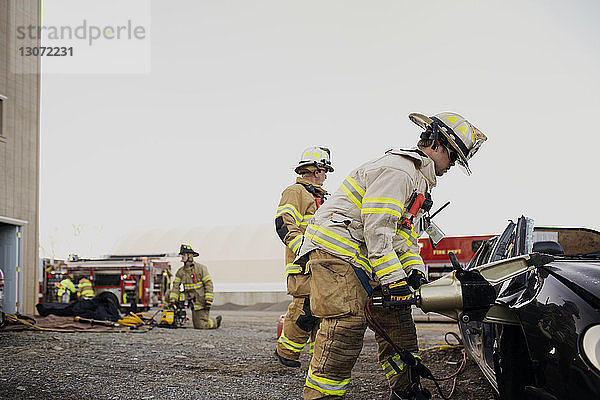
[{"left": 469, "top": 217, "right": 600, "bottom": 268}]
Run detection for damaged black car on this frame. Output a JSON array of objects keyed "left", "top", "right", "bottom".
[{"left": 458, "top": 216, "right": 600, "bottom": 400}]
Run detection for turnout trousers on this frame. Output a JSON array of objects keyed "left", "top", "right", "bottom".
[
  {"left": 277, "top": 295, "right": 320, "bottom": 360},
  {"left": 303, "top": 250, "right": 419, "bottom": 399},
  {"left": 192, "top": 309, "right": 218, "bottom": 330}
]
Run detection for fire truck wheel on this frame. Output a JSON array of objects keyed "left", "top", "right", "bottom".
[{"left": 98, "top": 291, "right": 121, "bottom": 312}]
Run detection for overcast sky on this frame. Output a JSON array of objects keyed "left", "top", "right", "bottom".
[{"left": 39, "top": 0, "right": 600, "bottom": 259}]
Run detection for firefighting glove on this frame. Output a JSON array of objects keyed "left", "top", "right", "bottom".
[
  {"left": 205, "top": 300, "right": 213, "bottom": 310},
  {"left": 406, "top": 270, "right": 428, "bottom": 290},
  {"left": 380, "top": 280, "right": 415, "bottom": 308}
]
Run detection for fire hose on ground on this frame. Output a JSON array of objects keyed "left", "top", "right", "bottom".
[{"left": 365, "top": 298, "right": 467, "bottom": 400}]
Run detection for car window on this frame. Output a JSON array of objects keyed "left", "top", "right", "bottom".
[
  {"left": 491, "top": 221, "right": 516, "bottom": 262},
  {"left": 468, "top": 237, "right": 498, "bottom": 269}
]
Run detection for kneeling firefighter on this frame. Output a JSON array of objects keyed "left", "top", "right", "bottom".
[
  {"left": 168, "top": 244, "right": 222, "bottom": 329},
  {"left": 294, "top": 112, "right": 488, "bottom": 399}
]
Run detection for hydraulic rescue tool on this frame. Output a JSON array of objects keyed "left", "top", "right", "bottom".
[
  {"left": 368, "top": 251, "right": 555, "bottom": 399},
  {"left": 374, "top": 251, "right": 554, "bottom": 321}
]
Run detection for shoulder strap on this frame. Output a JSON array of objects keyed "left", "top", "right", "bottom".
[{"left": 298, "top": 182, "right": 327, "bottom": 203}]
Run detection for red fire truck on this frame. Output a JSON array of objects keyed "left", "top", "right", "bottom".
[
  {"left": 419, "top": 235, "right": 494, "bottom": 280},
  {"left": 41, "top": 254, "right": 172, "bottom": 310}
]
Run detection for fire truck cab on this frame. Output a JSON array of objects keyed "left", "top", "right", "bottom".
[{"left": 419, "top": 235, "right": 494, "bottom": 280}]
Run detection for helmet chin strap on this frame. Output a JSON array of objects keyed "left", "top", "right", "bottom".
[
  {"left": 420, "top": 122, "right": 443, "bottom": 151},
  {"left": 431, "top": 122, "right": 441, "bottom": 150}
]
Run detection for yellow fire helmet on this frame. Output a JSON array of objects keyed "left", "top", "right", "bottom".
[
  {"left": 409, "top": 112, "right": 487, "bottom": 175},
  {"left": 295, "top": 146, "right": 334, "bottom": 174}
]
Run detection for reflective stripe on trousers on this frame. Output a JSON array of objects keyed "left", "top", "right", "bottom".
[
  {"left": 305, "top": 367, "right": 350, "bottom": 397},
  {"left": 382, "top": 353, "right": 422, "bottom": 379},
  {"left": 278, "top": 330, "right": 307, "bottom": 353}
]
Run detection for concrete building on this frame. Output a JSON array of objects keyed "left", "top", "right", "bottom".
[
  {"left": 114, "top": 224, "right": 289, "bottom": 305},
  {"left": 0, "top": 0, "right": 41, "bottom": 314}
]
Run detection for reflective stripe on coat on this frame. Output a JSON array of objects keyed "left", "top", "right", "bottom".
[
  {"left": 297, "top": 148, "right": 436, "bottom": 285},
  {"left": 168, "top": 262, "right": 214, "bottom": 309},
  {"left": 275, "top": 177, "right": 327, "bottom": 296}
]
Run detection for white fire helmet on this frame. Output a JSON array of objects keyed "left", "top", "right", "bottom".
[
  {"left": 409, "top": 112, "right": 487, "bottom": 175},
  {"left": 295, "top": 146, "right": 334, "bottom": 174}
]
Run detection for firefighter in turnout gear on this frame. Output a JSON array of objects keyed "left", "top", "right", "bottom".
[
  {"left": 275, "top": 146, "right": 333, "bottom": 368},
  {"left": 168, "top": 244, "right": 222, "bottom": 329},
  {"left": 297, "top": 113, "right": 487, "bottom": 399},
  {"left": 77, "top": 277, "right": 95, "bottom": 299},
  {"left": 56, "top": 276, "right": 76, "bottom": 303}
]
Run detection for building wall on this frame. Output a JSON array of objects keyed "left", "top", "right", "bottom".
[{"left": 0, "top": 0, "right": 41, "bottom": 314}]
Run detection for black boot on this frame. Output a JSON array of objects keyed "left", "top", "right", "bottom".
[
  {"left": 215, "top": 315, "right": 222, "bottom": 328},
  {"left": 390, "top": 385, "right": 431, "bottom": 400},
  {"left": 274, "top": 350, "right": 301, "bottom": 368},
  {"left": 390, "top": 389, "right": 411, "bottom": 400}
]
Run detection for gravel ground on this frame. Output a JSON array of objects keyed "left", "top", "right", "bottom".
[{"left": 0, "top": 308, "right": 495, "bottom": 400}]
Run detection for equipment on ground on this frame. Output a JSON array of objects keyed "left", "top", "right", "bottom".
[
  {"left": 276, "top": 314, "right": 285, "bottom": 338},
  {"left": 74, "top": 316, "right": 119, "bottom": 327},
  {"left": 295, "top": 146, "right": 334, "bottom": 174},
  {"left": 158, "top": 297, "right": 187, "bottom": 328}
]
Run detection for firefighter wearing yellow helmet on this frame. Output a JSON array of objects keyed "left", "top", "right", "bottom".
[
  {"left": 77, "top": 277, "right": 95, "bottom": 299},
  {"left": 296, "top": 113, "right": 486, "bottom": 399},
  {"left": 168, "top": 244, "right": 222, "bottom": 329},
  {"left": 56, "top": 275, "right": 76, "bottom": 303},
  {"left": 274, "top": 146, "right": 333, "bottom": 368}
]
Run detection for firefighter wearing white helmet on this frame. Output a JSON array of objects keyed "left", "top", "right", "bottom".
[
  {"left": 274, "top": 146, "right": 333, "bottom": 368},
  {"left": 295, "top": 146, "right": 334, "bottom": 175},
  {"left": 409, "top": 112, "right": 487, "bottom": 175},
  {"left": 295, "top": 113, "right": 486, "bottom": 399}
]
